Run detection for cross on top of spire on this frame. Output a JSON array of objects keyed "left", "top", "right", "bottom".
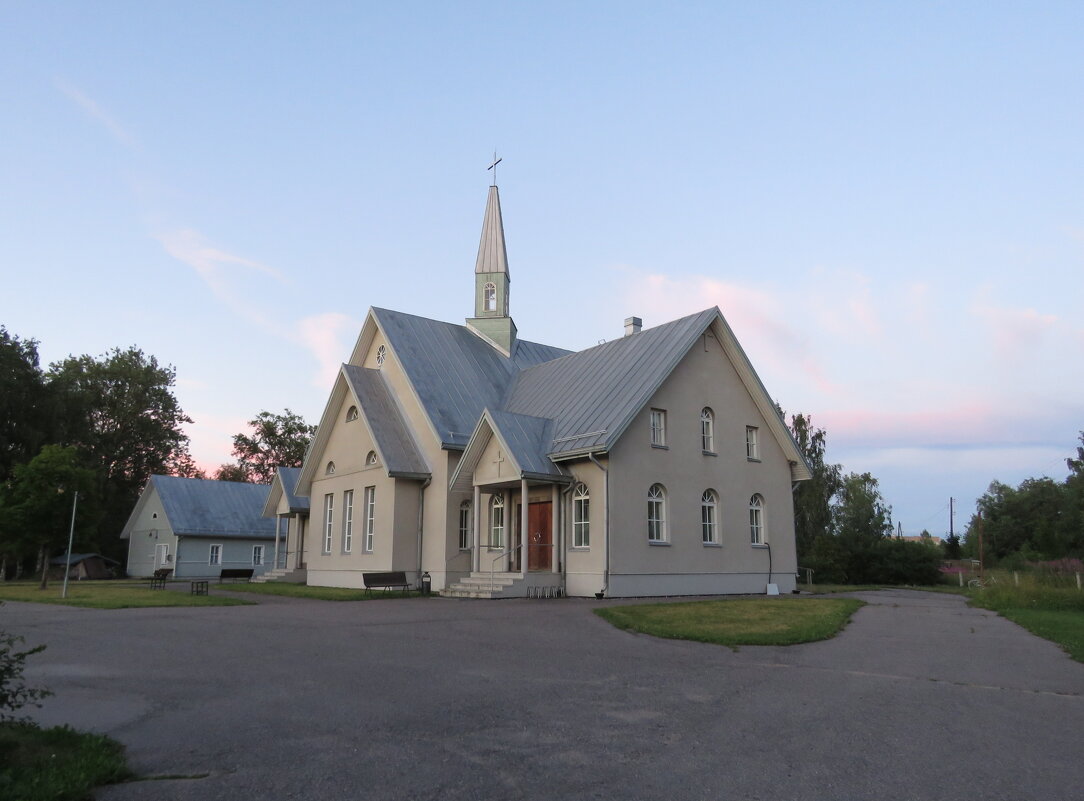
[{"left": 487, "top": 151, "right": 502, "bottom": 186}]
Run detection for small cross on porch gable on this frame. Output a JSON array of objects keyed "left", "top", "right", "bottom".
[{"left": 492, "top": 450, "right": 505, "bottom": 477}]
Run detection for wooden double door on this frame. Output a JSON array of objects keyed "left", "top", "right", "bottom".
[{"left": 514, "top": 501, "right": 553, "bottom": 572}]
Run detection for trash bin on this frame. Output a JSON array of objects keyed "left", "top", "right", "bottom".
[{"left": 420, "top": 571, "right": 431, "bottom": 595}]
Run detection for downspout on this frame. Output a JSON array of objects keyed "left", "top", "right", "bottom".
[
  {"left": 587, "top": 453, "right": 609, "bottom": 598},
  {"left": 560, "top": 481, "right": 575, "bottom": 596},
  {"left": 416, "top": 478, "right": 432, "bottom": 587}
]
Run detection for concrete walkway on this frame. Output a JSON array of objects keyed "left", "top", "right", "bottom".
[{"left": 7, "top": 589, "right": 1083, "bottom": 800}]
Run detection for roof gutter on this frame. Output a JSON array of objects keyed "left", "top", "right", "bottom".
[{"left": 587, "top": 452, "right": 609, "bottom": 598}]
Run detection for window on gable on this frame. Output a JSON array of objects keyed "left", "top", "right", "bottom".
[
  {"left": 459, "top": 500, "right": 472, "bottom": 550},
  {"left": 323, "top": 493, "right": 334, "bottom": 553},
  {"left": 483, "top": 282, "right": 496, "bottom": 312},
  {"left": 366, "top": 450, "right": 378, "bottom": 466},
  {"left": 346, "top": 406, "right": 359, "bottom": 422},
  {"left": 701, "top": 408, "right": 715, "bottom": 453},
  {"left": 746, "top": 426, "right": 760, "bottom": 460},
  {"left": 749, "top": 494, "right": 766, "bottom": 545},
  {"left": 701, "top": 489, "right": 719, "bottom": 544},
  {"left": 490, "top": 493, "right": 505, "bottom": 548},
  {"left": 326, "top": 461, "right": 336, "bottom": 475},
  {"left": 376, "top": 344, "right": 387, "bottom": 366},
  {"left": 647, "top": 483, "right": 667, "bottom": 543},
  {"left": 650, "top": 409, "right": 667, "bottom": 447},
  {"left": 572, "top": 483, "right": 590, "bottom": 548},
  {"left": 343, "top": 489, "right": 354, "bottom": 553},
  {"left": 363, "top": 486, "right": 376, "bottom": 552}
]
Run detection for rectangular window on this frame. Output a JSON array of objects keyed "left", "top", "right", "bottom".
[
  {"left": 343, "top": 489, "right": 354, "bottom": 553},
  {"left": 746, "top": 426, "right": 760, "bottom": 460},
  {"left": 252, "top": 545, "right": 264, "bottom": 566},
  {"left": 458, "top": 503, "right": 472, "bottom": 550},
  {"left": 323, "top": 493, "right": 334, "bottom": 553},
  {"left": 650, "top": 409, "right": 667, "bottom": 447},
  {"left": 491, "top": 501, "right": 504, "bottom": 548},
  {"left": 363, "top": 486, "right": 376, "bottom": 552},
  {"left": 573, "top": 492, "right": 590, "bottom": 548},
  {"left": 209, "top": 544, "right": 222, "bottom": 565}
]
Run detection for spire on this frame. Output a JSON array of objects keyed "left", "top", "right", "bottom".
[{"left": 474, "top": 185, "right": 509, "bottom": 275}]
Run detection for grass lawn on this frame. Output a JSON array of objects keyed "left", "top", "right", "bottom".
[
  {"left": 0, "top": 582, "right": 252, "bottom": 609},
  {"left": 595, "top": 596, "right": 865, "bottom": 648},
  {"left": 966, "top": 582, "right": 1084, "bottom": 663},
  {"left": 222, "top": 582, "right": 427, "bottom": 601},
  {"left": 0, "top": 722, "right": 131, "bottom": 801}
]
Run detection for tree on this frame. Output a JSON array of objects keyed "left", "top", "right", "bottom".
[
  {"left": 225, "top": 409, "right": 315, "bottom": 484},
  {"left": 47, "top": 347, "right": 194, "bottom": 553},
  {"left": 786, "top": 412, "right": 843, "bottom": 560},
  {"left": 0, "top": 328, "right": 51, "bottom": 482},
  {"left": 834, "top": 472, "right": 893, "bottom": 544},
  {"left": 213, "top": 463, "right": 249, "bottom": 483},
  {"left": 0, "top": 445, "right": 98, "bottom": 588}
]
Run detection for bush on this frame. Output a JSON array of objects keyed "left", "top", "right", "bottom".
[
  {"left": 804, "top": 536, "right": 942, "bottom": 585},
  {"left": 0, "top": 605, "right": 51, "bottom": 722}
]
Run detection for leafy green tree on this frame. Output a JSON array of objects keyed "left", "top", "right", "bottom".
[
  {"left": 0, "top": 328, "right": 51, "bottom": 482},
  {"left": 787, "top": 412, "right": 843, "bottom": 560},
  {"left": 834, "top": 471, "right": 893, "bottom": 544},
  {"left": 942, "top": 532, "right": 962, "bottom": 559},
  {"left": 47, "top": 347, "right": 194, "bottom": 553},
  {"left": 213, "top": 463, "right": 249, "bottom": 483},
  {"left": 225, "top": 409, "right": 315, "bottom": 484},
  {"left": 0, "top": 446, "right": 98, "bottom": 588}
]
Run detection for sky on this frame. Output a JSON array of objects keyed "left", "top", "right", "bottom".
[{"left": 2, "top": 1, "right": 1082, "bottom": 538}]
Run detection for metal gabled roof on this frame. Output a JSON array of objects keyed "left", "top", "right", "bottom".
[
  {"left": 341, "top": 364, "right": 430, "bottom": 478},
  {"left": 371, "top": 307, "right": 570, "bottom": 449},
  {"left": 503, "top": 308, "right": 720, "bottom": 457},
  {"left": 261, "top": 466, "right": 309, "bottom": 518},
  {"left": 150, "top": 476, "right": 277, "bottom": 538},
  {"left": 486, "top": 409, "right": 565, "bottom": 479}
]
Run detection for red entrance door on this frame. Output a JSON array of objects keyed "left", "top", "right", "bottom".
[{"left": 527, "top": 502, "right": 553, "bottom": 571}]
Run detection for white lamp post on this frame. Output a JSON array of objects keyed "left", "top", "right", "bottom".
[{"left": 61, "top": 490, "right": 79, "bottom": 599}]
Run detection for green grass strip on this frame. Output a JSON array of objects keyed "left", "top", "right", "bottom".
[
  {"left": 0, "top": 722, "right": 132, "bottom": 801},
  {"left": 595, "top": 596, "right": 864, "bottom": 648},
  {"left": 222, "top": 582, "right": 427, "bottom": 601},
  {"left": 0, "top": 583, "right": 252, "bottom": 609}
]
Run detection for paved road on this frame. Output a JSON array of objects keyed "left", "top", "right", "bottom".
[{"left": 6, "top": 589, "right": 1083, "bottom": 800}]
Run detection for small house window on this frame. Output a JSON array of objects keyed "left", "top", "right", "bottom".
[
  {"left": 572, "top": 483, "right": 590, "bottom": 548},
  {"left": 746, "top": 426, "right": 760, "bottom": 460},
  {"left": 252, "top": 545, "right": 264, "bottom": 565},
  {"left": 650, "top": 409, "right": 667, "bottom": 447},
  {"left": 376, "top": 344, "right": 387, "bottom": 366},
  {"left": 366, "top": 451, "right": 378, "bottom": 466},
  {"left": 326, "top": 461, "right": 336, "bottom": 475},
  {"left": 484, "top": 282, "right": 496, "bottom": 312},
  {"left": 346, "top": 406, "right": 359, "bottom": 422},
  {"left": 701, "top": 408, "right": 715, "bottom": 452},
  {"left": 749, "top": 494, "right": 765, "bottom": 545},
  {"left": 459, "top": 500, "right": 472, "bottom": 550},
  {"left": 647, "top": 484, "right": 667, "bottom": 543},
  {"left": 209, "top": 544, "right": 222, "bottom": 565}
]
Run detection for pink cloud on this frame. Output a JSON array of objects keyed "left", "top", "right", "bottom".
[
  {"left": 971, "top": 296, "right": 1059, "bottom": 361},
  {"left": 296, "top": 312, "right": 359, "bottom": 389}
]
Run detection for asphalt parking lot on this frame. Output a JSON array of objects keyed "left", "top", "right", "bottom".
[{"left": 7, "top": 588, "right": 1083, "bottom": 801}]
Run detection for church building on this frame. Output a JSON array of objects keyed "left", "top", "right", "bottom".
[{"left": 262, "top": 182, "right": 811, "bottom": 597}]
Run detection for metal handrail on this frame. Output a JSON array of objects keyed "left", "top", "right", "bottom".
[{"left": 490, "top": 543, "right": 523, "bottom": 586}]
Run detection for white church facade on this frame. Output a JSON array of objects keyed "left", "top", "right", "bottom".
[{"left": 262, "top": 184, "right": 811, "bottom": 598}]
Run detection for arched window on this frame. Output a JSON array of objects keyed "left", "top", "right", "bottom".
[
  {"left": 376, "top": 344, "right": 387, "bottom": 366},
  {"left": 346, "top": 405, "right": 359, "bottom": 422},
  {"left": 325, "top": 461, "right": 336, "bottom": 475},
  {"left": 459, "top": 500, "right": 472, "bottom": 550},
  {"left": 701, "top": 407, "right": 715, "bottom": 452},
  {"left": 483, "top": 282, "right": 496, "bottom": 312},
  {"left": 701, "top": 489, "right": 719, "bottom": 544},
  {"left": 490, "top": 493, "right": 505, "bottom": 548},
  {"left": 749, "top": 494, "right": 765, "bottom": 545},
  {"left": 572, "top": 483, "right": 590, "bottom": 548},
  {"left": 647, "top": 484, "right": 667, "bottom": 543},
  {"left": 365, "top": 450, "right": 378, "bottom": 466}
]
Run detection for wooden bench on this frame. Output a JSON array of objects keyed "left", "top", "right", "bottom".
[
  {"left": 363, "top": 571, "right": 411, "bottom": 596},
  {"left": 190, "top": 580, "right": 208, "bottom": 596},
  {"left": 150, "top": 568, "right": 173, "bottom": 589},
  {"left": 218, "top": 568, "right": 255, "bottom": 583}
]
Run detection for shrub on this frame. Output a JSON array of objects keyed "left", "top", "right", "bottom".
[{"left": 0, "top": 605, "right": 51, "bottom": 722}]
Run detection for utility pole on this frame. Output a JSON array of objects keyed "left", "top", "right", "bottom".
[{"left": 949, "top": 497, "right": 954, "bottom": 540}]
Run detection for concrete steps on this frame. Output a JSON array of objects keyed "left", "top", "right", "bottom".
[
  {"left": 441, "top": 571, "right": 523, "bottom": 599},
  {"left": 251, "top": 567, "right": 308, "bottom": 584}
]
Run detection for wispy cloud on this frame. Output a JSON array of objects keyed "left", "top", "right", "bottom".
[
  {"left": 297, "top": 312, "right": 360, "bottom": 388},
  {"left": 54, "top": 79, "right": 136, "bottom": 147},
  {"left": 971, "top": 292, "right": 1059, "bottom": 362}
]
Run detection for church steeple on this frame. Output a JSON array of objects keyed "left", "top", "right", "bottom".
[{"left": 467, "top": 181, "right": 516, "bottom": 354}]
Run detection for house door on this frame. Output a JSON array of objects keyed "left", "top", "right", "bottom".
[
  {"left": 154, "top": 543, "right": 169, "bottom": 569},
  {"left": 527, "top": 502, "right": 552, "bottom": 571}
]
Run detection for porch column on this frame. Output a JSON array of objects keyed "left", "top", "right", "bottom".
[
  {"left": 273, "top": 515, "right": 282, "bottom": 571},
  {"left": 520, "top": 478, "right": 529, "bottom": 578},
  {"left": 551, "top": 484, "right": 559, "bottom": 574},
  {"left": 472, "top": 485, "right": 482, "bottom": 573}
]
